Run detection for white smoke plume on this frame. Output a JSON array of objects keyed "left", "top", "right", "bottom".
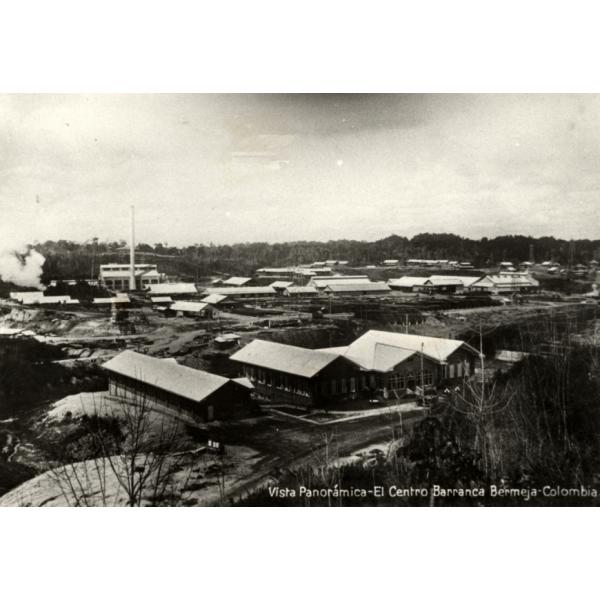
[{"left": 0, "top": 244, "right": 46, "bottom": 289}]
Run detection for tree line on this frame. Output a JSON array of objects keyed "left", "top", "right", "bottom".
[{"left": 34, "top": 233, "right": 600, "bottom": 282}]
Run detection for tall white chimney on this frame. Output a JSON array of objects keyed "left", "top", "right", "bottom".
[{"left": 129, "top": 205, "right": 136, "bottom": 291}]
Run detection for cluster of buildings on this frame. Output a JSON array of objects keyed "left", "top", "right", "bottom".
[
  {"left": 388, "top": 272, "right": 539, "bottom": 294},
  {"left": 102, "top": 329, "right": 479, "bottom": 421}
]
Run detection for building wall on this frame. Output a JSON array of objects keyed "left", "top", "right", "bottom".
[
  {"left": 378, "top": 355, "right": 442, "bottom": 399},
  {"left": 443, "top": 347, "right": 477, "bottom": 381},
  {"left": 107, "top": 373, "right": 251, "bottom": 422},
  {"left": 234, "top": 347, "right": 478, "bottom": 407},
  {"left": 101, "top": 274, "right": 161, "bottom": 291},
  {"left": 237, "top": 356, "right": 357, "bottom": 407}
]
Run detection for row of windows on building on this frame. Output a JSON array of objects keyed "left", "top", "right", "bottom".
[
  {"left": 103, "top": 277, "right": 161, "bottom": 290},
  {"left": 243, "top": 366, "right": 312, "bottom": 397},
  {"left": 387, "top": 370, "right": 433, "bottom": 389}
]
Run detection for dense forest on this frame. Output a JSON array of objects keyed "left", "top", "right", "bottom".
[{"left": 34, "top": 233, "right": 600, "bottom": 282}]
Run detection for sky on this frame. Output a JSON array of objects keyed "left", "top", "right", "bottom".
[{"left": 1, "top": 93, "right": 599, "bottom": 247}]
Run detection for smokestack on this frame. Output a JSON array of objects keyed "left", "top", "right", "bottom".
[{"left": 129, "top": 205, "right": 136, "bottom": 291}]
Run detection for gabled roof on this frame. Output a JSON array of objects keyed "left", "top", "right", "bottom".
[
  {"left": 93, "top": 296, "right": 130, "bottom": 304},
  {"left": 203, "top": 286, "right": 276, "bottom": 296},
  {"left": 202, "top": 293, "right": 228, "bottom": 304},
  {"left": 22, "top": 295, "right": 79, "bottom": 305},
  {"left": 230, "top": 339, "right": 340, "bottom": 378},
  {"left": 147, "top": 283, "right": 198, "bottom": 295},
  {"left": 10, "top": 291, "right": 44, "bottom": 302},
  {"left": 324, "top": 282, "right": 390, "bottom": 293},
  {"left": 389, "top": 275, "right": 474, "bottom": 288},
  {"left": 310, "top": 275, "right": 370, "bottom": 289},
  {"left": 270, "top": 280, "right": 294, "bottom": 289},
  {"left": 285, "top": 286, "right": 319, "bottom": 294},
  {"left": 428, "top": 276, "right": 465, "bottom": 286},
  {"left": 151, "top": 296, "right": 173, "bottom": 303},
  {"left": 388, "top": 277, "right": 429, "bottom": 287},
  {"left": 362, "top": 344, "right": 418, "bottom": 371},
  {"left": 171, "top": 301, "right": 210, "bottom": 313},
  {"left": 472, "top": 274, "right": 539, "bottom": 287},
  {"left": 103, "top": 350, "right": 230, "bottom": 403},
  {"left": 222, "top": 277, "right": 252, "bottom": 286},
  {"left": 319, "top": 330, "right": 477, "bottom": 370}
]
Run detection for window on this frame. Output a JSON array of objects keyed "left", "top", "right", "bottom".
[
  {"left": 350, "top": 377, "right": 356, "bottom": 393},
  {"left": 457, "top": 362, "right": 463, "bottom": 377},
  {"left": 341, "top": 379, "right": 347, "bottom": 394},
  {"left": 321, "top": 380, "right": 328, "bottom": 395},
  {"left": 464, "top": 361, "right": 470, "bottom": 376},
  {"left": 331, "top": 380, "right": 337, "bottom": 395},
  {"left": 423, "top": 369, "right": 433, "bottom": 385},
  {"left": 449, "top": 363, "right": 455, "bottom": 378}
]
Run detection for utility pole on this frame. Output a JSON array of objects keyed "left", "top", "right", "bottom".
[
  {"left": 420, "top": 342, "right": 425, "bottom": 401},
  {"left": 405, "top": 314, "right": 409, "bottom": 334},
  {"left": 479, "top": 324, "right": 485, "bottom": 405},
  {"left": 129, "top": 205, "right": 136, "bottom": 291},
  {"left": 90, "top": 237, "right": 98, "bottom": 280}
]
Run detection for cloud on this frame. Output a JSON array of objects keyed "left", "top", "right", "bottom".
[{"left": 1, "top": 94, "right": 600, "bottom": 245}]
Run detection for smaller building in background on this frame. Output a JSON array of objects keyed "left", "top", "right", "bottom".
[
  {"left": 310, "top": 275, "right": 371, "bottom": 290},
  {"left": 150, "top": 296, "right": 173, "bottom": 306},
  {"left": 99, "top": 263, "right": 165, "bottom": 291},
  {"left": 388, "top": 275, "right": 475, "bottom": 294},
  {"left": 202, "top": 293, "right": 228, "bottom": 305},
  {"left": 147, "top": 282, "right": 198, "bottom": 296},
  {"left": 470, "top": 272, "right": 540, "bottom": 294},
  {"left": 170, "top": 301, "right": 216, "bottom": 318},
  {"left": 10, "top": 291, "right": 80, "bottom": 305},
  {"left": 221, "top": 276, "right": 253, "bottom": 287},
  {"left": 323, "top": 281, "right": 391, "bottom": 295},
  {"left": 202, "top": 286, "right": 277, "bottom": 298},
  {"left": 214, "top": 333, "right": 241, "bottom": 349},
  {"left": 283, "top": 286, "right": 319, "bottom": 297},
  {"left": 270, "top": 280, "right": 294, "bottom": 293},
  {"left": 92, "top": 294, "right": 131, "bottom": 306}
]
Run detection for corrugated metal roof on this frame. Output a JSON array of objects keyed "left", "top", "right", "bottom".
[
  {"left": 388, "top": 277, "right": 429, "bottom": 287},
  {"left": 148, "top": 283, "right": 198, "bottom": 295},
  {"left": 22, "top": 295, "right": 79, "bottom": 305},
  {"left": 203, "top": 286, "right": 276, "bottom": 296},
  {"left": 230, "top": 339, "right": 339, "bottom": 378},
  {"left": 311, "top": 275, "right": 371, "bottom": 289},
  {"left": 320, "top": 330, "right": 476, "bottom": 369},
  {"left": 10, "top": 291, "right": 44, "bottom": 301},
  {"left": 222, "top": 277, "right": 252, "bottom": 286},
  {"left": 472, "top": 274, "right": 539, "bottom": 287},
  {"left": 103, "top": 350, "right": 229, "bottom": 403},
  {"left": 285, "top": 286, "right": 319, "bottom": 294},
  {"left": 171, "top": 301, "right": 210, "bottom": 313},
  {"left": 324, "top": 282, "right": 391, "bottom": 293},
  {"left": 93, "top": 296, "right": 130, "bottom": 304},
  {"left": 428, "top": 276, "right": 465, "bottom": 286},
  {"left": 202, "top": 293, "right": 228, "bottom": 304}
]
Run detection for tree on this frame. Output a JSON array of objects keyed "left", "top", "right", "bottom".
[{"left": 47, "top": 391, "right": 195, "bottom": 506}]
